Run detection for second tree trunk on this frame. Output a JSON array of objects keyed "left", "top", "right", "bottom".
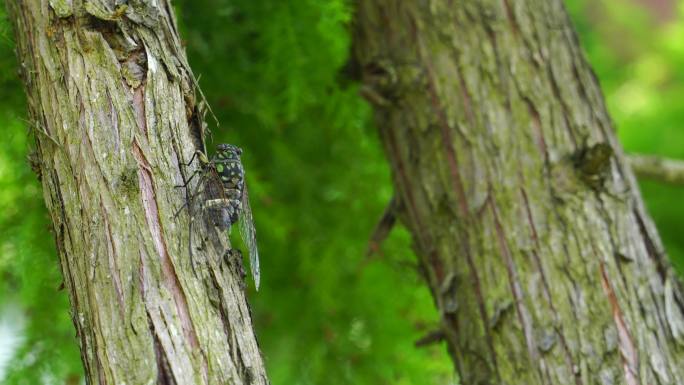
[{"left": 354, "top": 1, "right": 684, "bottom": 384}]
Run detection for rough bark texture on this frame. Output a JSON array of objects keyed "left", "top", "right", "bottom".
[
  {"left": 8, "top": 1, "right": 268, "bottom": 384},
  {"left": 353, "top": 1, "right": 684, "bottom": 384}
]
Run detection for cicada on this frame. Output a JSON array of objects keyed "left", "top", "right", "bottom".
[{"left": 179, "top": 144, "right": 260, "bottom": 290}]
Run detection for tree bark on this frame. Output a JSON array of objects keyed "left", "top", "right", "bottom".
[
  {"left": 8, "top": 1, "right": 268, "bottom": 384},
  {"left": 353, "top": 1, "right": 684, "bottom": 384}
]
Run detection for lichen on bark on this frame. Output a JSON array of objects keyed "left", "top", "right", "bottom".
[
  {"left": 7, "top": 0, "right": 268, "bottom": 383},
  {"left": 353, "top": 1, "right": 684, "bottom": 384}
]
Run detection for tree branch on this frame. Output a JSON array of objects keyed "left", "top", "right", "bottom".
[{"left": 628, "top": 154, "right": 684, "bottom": 185}]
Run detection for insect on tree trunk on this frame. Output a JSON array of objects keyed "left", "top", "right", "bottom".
[
  {"left": 353, "top": 1, "right": 684, "bottom": 384},
  {"left": 7, "top": 1, "right": 268, "bottom": 384}
]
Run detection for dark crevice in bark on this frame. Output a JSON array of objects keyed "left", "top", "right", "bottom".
[
  {"left": 209, "top": 266, "right": 249, "bottom": 381},
  {"left": 82, "top": 14, "right": 121, "bottom": 42},
  {"left": 456, "top": 232, "right": 499, "bottom": 379},
  {"left": 488, "top": 193, "right": 549, "bottom": 385},
  {"left": 599, "top": 262, "right": 640, "bottom": 385},
  {"left": 147, "top": 310, "right": 176, "bottom": 385},
  {"left": 529, "top": 199, "right": 581, "bottom": 384},
  {"left": 545, "top": 66, "right": 578, "bottom": 149},
  {"left": 502, "top": 0, "right": 520, "bottom": 36},
  {"left": 95, "top": 346, "right": 107, "bottom": 385},
  {"left": 378, "top": 124, "right": 432, "bottom": 268},
  {"left": 595, "top": 196, "right": 631, "bottom": 292},
  {"left": 634, "top": 210, "right": 667, "bottom": 281},
  {"left": 523, "top": 96, "right": 548, "bottom": 160},
  {"left": 101, "top": 197, "right": 126, "bottom": 318}
]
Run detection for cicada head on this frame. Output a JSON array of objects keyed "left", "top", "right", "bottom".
[{"left": 216, "top": 143, "right": 242, "bottom": 161}]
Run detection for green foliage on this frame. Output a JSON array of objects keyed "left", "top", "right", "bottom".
[
  {"left": 176, "top": 1, "right": 452, "bottom": 383},
  {"left": 2, "top": 0, "right": 684, "bottom": 384}
]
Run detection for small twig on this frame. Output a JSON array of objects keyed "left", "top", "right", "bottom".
[
  {"left": 627, "top": 154, "right": 684, "bottom": 186},
  {"left": 365, "top": 195, "right": 399, "bottom": 257},
  {"left": 414, "top": 328, "right": 446, "bottom": 347},
  {"left": 359, "top": 84, "right": 391, "bottom": 107},
  {"left": 22, "top": 117, "right": 61, "bottom": 147}
]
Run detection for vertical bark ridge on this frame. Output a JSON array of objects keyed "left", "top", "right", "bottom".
[
  {"left": 414, "top": 11, "right": 505, "bottom": 378},
  {"left": 520, "top": 186, "right": 582, "bottom": 385}
]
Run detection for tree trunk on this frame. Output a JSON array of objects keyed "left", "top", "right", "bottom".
[
  {"left": 7, "top": 1, "right": 268, "bottom": 384},
  {"left": 353, "top": 1, "right": 684, "bottom": 384}
]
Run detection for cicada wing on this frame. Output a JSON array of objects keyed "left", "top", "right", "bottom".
[
  {"left": 201, "top": 166, "right": 235, "bottom": 231},
  {"left": 238, "top": 184, "right": 260, "bottom": 290}
]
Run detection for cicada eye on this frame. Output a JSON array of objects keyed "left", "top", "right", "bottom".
[{"left": 237, "top": 148, "right": 243, "bottom": 156}]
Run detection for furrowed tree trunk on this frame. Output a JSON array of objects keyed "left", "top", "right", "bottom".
[
  {"left": 354, "top": 1, "right": 684, "bottom": 384},
  {"left": 7, "top": 1, "right": 268, "bottom": 384}
]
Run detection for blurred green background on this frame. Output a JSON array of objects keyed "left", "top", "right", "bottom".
[{"left": 1, "top": 0, "right": 683, "bottom": 383}]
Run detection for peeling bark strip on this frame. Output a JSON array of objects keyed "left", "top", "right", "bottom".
[
  {"left": 600, "top": 263, "right": 639, "bottom": 385},
  {"left": 7, "top": 1, "right": 268, "bottom": 383},
  {"left": 353, "top": 1, "right": 684, "bottom": 384}
]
